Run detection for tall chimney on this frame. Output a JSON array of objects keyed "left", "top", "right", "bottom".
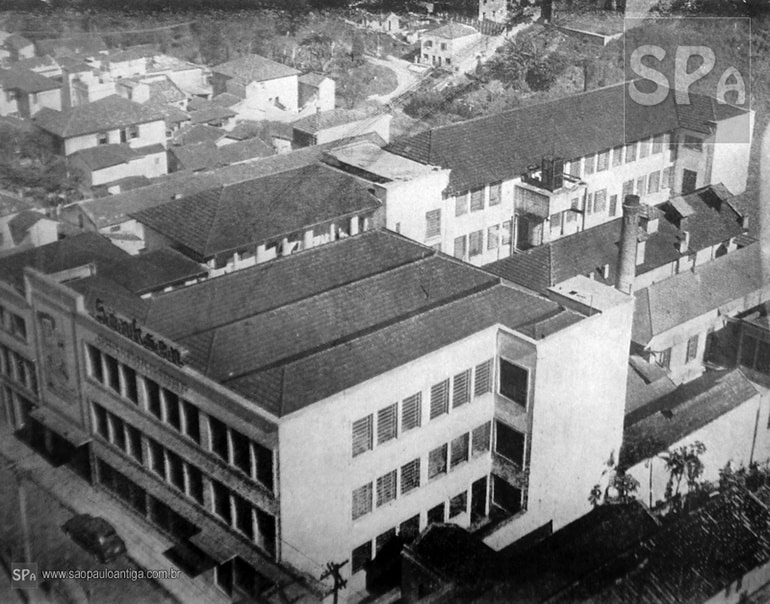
[{"left": 615, "top": 194, "right": 642, "bottom": 294}]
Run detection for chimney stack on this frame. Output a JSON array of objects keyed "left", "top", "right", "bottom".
[{"left": 615, "top": 194, "right": 642, "bottom": 294}]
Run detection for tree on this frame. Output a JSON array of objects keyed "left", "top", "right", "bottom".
[
  {"left": 660, "top": 441, "right": 707, "bottom": 513},
  {"left": 589, "top": 452, "right": 640, "bottom": 507}
]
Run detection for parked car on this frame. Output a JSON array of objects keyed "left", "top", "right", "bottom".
[{"left": 62, "top": 514, "right": 126, "bottom": 564}]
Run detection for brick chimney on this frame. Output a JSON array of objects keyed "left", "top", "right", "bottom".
[{"left": 615, "top": 194, "right": 642, "bottom": 294}]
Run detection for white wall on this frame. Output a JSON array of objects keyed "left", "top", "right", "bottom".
[
  {"left": 243, "top": 75, "right": 299, "bottom": 114},
  {"left": 710, "top": 110, "right": 755, "bottom": 195},
  {"left": 62, "top": 119, "right": 166, "bottom": 155}
]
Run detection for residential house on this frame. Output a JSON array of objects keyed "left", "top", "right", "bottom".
[
  {"left": 144, "top": 53, "right": 212, "bottom": 99},
  {"left": 0, "top": 67, "right": 62, "bottom": 118},
  {"left": 133, "top": 163, "right": 383, "bottom": 275},
  {"left": 69, "top": 144, "right": 166, "bottom": 188},
  {"left": 292, "top": 107, "right": 392, "bottom": 147},
  {"left": 167, "top": 137, "right": 273, "bottom": 173},
  {"left": 211, "top": 54, "right": 300, "bottom": 114},
  {"left": 0, "top": 194, "right": 58, "bottom": 254},
  {"left": 0, "top": 228, "right": 633, "bottom": 600},
  {"left": 374, "top": 82, "right": 753, "bottom": 265},
  {"left": 297, "top": 72, "right": 335, "bottom": 114},
  {"left": 12, "top": 55, "right": 61, "bottom": 78},
  {"left": 479, "top": 0, "right": 508, "bottom": 23},
  {"left": 186, "top": 99, "right": 236, "bottom": 129},
  {"left": 420, "top": 23, "right": 481, "bottom": 70},
  {"left": 4, "top": 34, "right": 35, "bottom": 61}
]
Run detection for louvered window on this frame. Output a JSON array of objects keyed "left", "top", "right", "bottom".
[
  {"left": 625, "top": 142, "right": 637, "bottom": 162},
  {"left": 452, "top": 369, "right": 471, "bottom": 408},
  {"left": 430, "top": 380, "right": 449, "bottom": 419},
  {"left": 470, "top": 187, "right": 484, "bottom": 211},
  {"left": 474, "top": 359, "right": 492, "bottom": 396},
  {"left": 352, "top": 483, "right": 372, "bottom": 520},
  {"left": 450, "top": 433, "right": 469, "bottom": 468},
  {"left": 377, "top": 403, "right": 397, "bottom": 444},
  {"left": 597, "top": 150, "right": 609, "bottom": 171},
  {"left": 584, "top": 154, "right": 595, "bottom": 174},
  {"left": 376, "top": 528, "right": 396, "bottom": 553},
  {"left": 352, "top": 542, "right": 371, "bottom": 574},
  {"left": 401, "top": 393, "right": 421, "bottom": 432},
  {"left": 489, "top": 182, "right": 501, "bottom": 206},
  {"left": 425, "top": 209, "right": 441, "bottom": 238},
  {"left": 455, "top": 192, "right": 468, "bottom": 216},
  {"left": 376, "top": 470, "right": 397, "bottom": 507},
  {"left": 472, "top": 422, "right": 491, "bottom": 455},
  {"left": 469, "top": 230, "right": 483, "bottom": 256},
  {"left": 352, "top": 415, "right": 373, "bottom": 457},
  {"left": 401, "top": 458, "right": 421, "bottom": 494},
  {"left": 612, "top": 146, "right": 623, "bottom": 166}
]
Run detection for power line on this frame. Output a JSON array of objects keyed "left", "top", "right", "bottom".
[{"left": 15, "top": 21, "right": 196, "bottom": 38}]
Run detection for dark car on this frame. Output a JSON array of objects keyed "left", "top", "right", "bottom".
[{"left": 62, "top": 514, "right": 127, "bottom": 564}]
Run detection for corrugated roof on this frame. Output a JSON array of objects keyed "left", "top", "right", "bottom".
[
  {"left": 387, "top": 83, "right": 747, "bottom": 195},
  {"left": 34, "top": 95, "right": 164, "bottom": 138},
  {"left": 132, "top": 163, "right": 381, "bottom": 258},
  {"left": 632, "top": 243, "right": 765, "bottom": 345},
  {"left": 212, "top": 54, "right": 299, "bottom": 84},
  {"left": 620, "top": 369, "right": 757, "bottom": 468}
]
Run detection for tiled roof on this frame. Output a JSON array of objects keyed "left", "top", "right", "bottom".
[
  {"left": 387, "top": 83, "right": 747, "bottom": 195},
  {"left": 131, "top": 163, "right": 381, "bottom": 258},
  {"left": 8, "top": 210, "right": 48, "bottom": 245},
  {"left": 55, "top": 56, "right": 92, "bottom": 73},
  {"left": 71, "top": 144, "right": 137, "bottom": 171},
  {"left": 485, "top": 185, "right": 745, "bottom": 294},
  {"left": 625, "top": 354, "right": 676, "bottom": 416},
  {"left": 224, "top": 120, "right": 264, "bottom": 141},
  {"left": 171, "top": 123, "right": 224, "bottom": 146},
  {"left": 0, "top": 192, "right": 33, "bottom": 217},
  {"left": 172, "top": 136, "right": 276, "bottom": 172},
  {"left": 427, "top": 22, "right": 478, "bottom": 39},
  {"left": 620, "top": 369, "right": 757, "bottom": 468},
  {"left": 97, "top": 247, "right": 206, "bottom": 295},
  {"left": 292, "top": 105, "right": 382, "bottom": 134},
  {"left": 0, "top": 232, "right": 127, "bottom": 294},
  {"left": 211, "top": 92, "right": 242, "bottom": 108},
  {"left": 212, "top": 54, "right": 300, "bottom": 83},
  {"left": 0, "top": 66, "right": 61, "bottom": 93},
  {"left": 170, "top": 141, "right": 220, "bottom": 172},
  {"left": 147, "top": 77, "right": 186, "bottom": 105},
  {"left": 13, "top": 55, "right": 58, "bottom": 71},
  {"left": 632, "top": 243, "right": 764, "bottom": 345},
  {"left": 4, "top": 34, "right": 33, "bottom": 50},
  {"left": 189, "top": 104, "right": 236, "bottom": 125},
  {"left": 34, "top": 95, "right": 164, "bottom": 138},
  {"left": 569, "top": 486, "right": 770, "bottom": 603},
  {"left": 298, "top": 72, "right": 329, "bottom": 87}
]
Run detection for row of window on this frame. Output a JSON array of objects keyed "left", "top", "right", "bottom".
[
  {"left": 97, "top": 125, "right": 139, "bottom": 145},
  {"left": 352, "top": 422, "right": 491, "bottom": 521},
  {"left": 453, "top": 222, "right": 513, "bottom": 260},
  {"left": 621, "top": 167, "right": 673, "bottom": 200},
  {"left": 86, "top": 344, "right": 274, "bottom": 492},
  {"left": 210, "top": 476, "right": 276, "bottom": 556},
  {"left": 655, "top": 333, "right": 700, "bottom": 370},
  {"left": 569, "top": 133, "right": 670, "bottom": 179},
  {"left": 352, "top": 359, "right": 493, "bottom": 457},
  {"left": 454, "top": 182, "right": 502, "bottom": 217},
  {"left": 0, "top": 306, "right": 28, "bottom": 342},
  {"left": 0, "top": 345, "right": 37, "bottom": 394}
]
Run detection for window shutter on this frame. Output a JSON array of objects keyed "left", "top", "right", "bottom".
[
  {"left": 430, "top": 380, "right": 449, "bottom": 419},
  {"left": 400, "top": 458, "right": 420, "bottom": 494},
  {"left": 401, "top": 393, "right": 421, "bottom": 431},
  {"left": 352, "top": 415, "right": 373, "bottom": 457},
  {"left": 377, "top": 404, "right": 398, "bottom": 444},
  {"left": 352, "top": 483, "right": 373, "bottom": 520},
  {"left": 376, "top": 470, "right": 397, "bottom": 506},
  {"left": 452, "top": 369, "right": 471, "bottom": 408}
]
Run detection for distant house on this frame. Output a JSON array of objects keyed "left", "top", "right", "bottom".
[
  {"left": 292, "top": 107, "right": 392, "bottom": 147},
  {"left": 479, "top": 0, "right": 508, "bottom": 23},
  {"left": 0, "top": 193, "right": 58, "bottom": 254},
  {"left": 144, "top": 53, "right": 212, "bottom": 99},
  {"left": 298, "top": 72, "right": 335, "bottom": 113},
  {"left": 211, "top": 54, "right": 301, "bottom": 113},
  {"left": 0, "top": 67, "right": 62, "bottom": 118},
  {"left": 12, "top": 55, "right": 61, "bottom": 79},
  {"left": 186, "top": 99, "right": 236, "bottom": 129},
  {"left": 3, "top": 34, "right": 35, "bottom": 61},
  {"left": 68, "top": 143, "right": 166, "bottom": 187},
  {"left": 421, "top": 22, "right": 481, "bottom": 70},
  {"left": 362, "top": 12, "right": 402, "bottom": 33}
]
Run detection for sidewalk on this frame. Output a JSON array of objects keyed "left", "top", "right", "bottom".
[{"left": 0, "top": 432, "right": 223, "bottom": 604}]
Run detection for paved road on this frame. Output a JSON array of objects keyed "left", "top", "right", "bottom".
[{"left": 366, "top": 55, "right": 421, "bottom": 104}]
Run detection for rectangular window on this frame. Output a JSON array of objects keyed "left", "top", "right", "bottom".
[
  {"left": 609, "top": 194, "right": 618, "bottom": 217},
  {"left": 653, "top": 134, "right": 664, "bottom": 153},
  {"left": 550, "top": 212, "right": 562, "bottom": 229},
  {"left": 351, "top": 542, "right": 371, "bottom": 574},
  {"left": 430, "top": 379, "right": 449, "bottom": 419},
  {"left": 487, "top": 225, "right": 499, "bottom": 250},
  {"left": 97, "top": 132, "right": 108, "bottom": 145},
  {"left": 586, "top": 193, "right": 593, "bottom": 215},
  {"left": 493, "top": 475, "right": 522, "bottom": 514},
  {"left": 231, "top": 430, "right": 252, "bottom": 476},
  {"left": 129, "top": 125, "right": 139, "bottom": 139},
  {"left": 187, "top": 465, "right": 204, "bottom": 504},
  {"left": 662, "top": 166, "right": 672, "bottom": 189},
  {"left": 164, "top": 389, "right": 181, "bottom": 431},
  {"left": 449, "top": 491, "right": 467, "bottom": 518},
  {"left": 425, "top": 209, "right": 441, "bottom": 239},
  {"left": 568, "top": 159, "right": 581, "bottom": 178},
  {"left": 126, "top": 424, "right": 143, "bottom": 463},
  {"left": 657, "top": 348, "right": 671, "bottom": 369},
  {"left": 450, "top": 433, "right": 469, "bottom": 468},
  {"left": 469, "top": 230, "right": 483, "bottom": 257},
  {"left": 234, "top": 494, "right": 254, "bottom": 539},
  {"left": 502, "top": 221, "right": 512, "bottom": 246},
  {"left": 121, "top": 365, "right": 138, "bottom": 403},
  {"left": 400, "top": 515, "right": 420, "bottom": 543},
  {"left": 474, "top": 359, "right": 492, "bottom": 396},
  {"left": 453, "top": 235, "right": 466, "bottom": 260},
  {"left": 452, "top": 369, "right": 471, "bottom": 408},
  {"left": 597, "top": 150, "right": 609, "bottom": 172},
  {"left": 639, "top": 137, "right": 650, "bottom": 158},
  {"left": 495, "top": 421, "right": 525, "bottom": 466},
  {"left": 684, "top": 135, "right": 703, "bottom": 151},
  {"left": 167, "top": 450, "right": 185, "bottom": 491},
  {"left": 584, "top": 154, "right": 595, "bottom": 175},
  {"left": 428, "top": 444, "right": 447, "bottom": 479},
  {"left": 110, "top": 414, "right": 126, "bottom": 450},
  {"left": 499, "top": 359, "right": 528, "bottom": 407},
  {"left": 401, "top": 393, "right": 421, "bottom": 432},
  {"left": 212, "top": 480, "right": 231, "bottom": 525},
  {"left": 92, "top": 403, "right": 108, "bottom": 438},
  {"left": 352, "top": 415, "right": 373, "bottom": 456},
  {"left": 455, "top": 192, "right": 468, "bottom": 216},
  {"left": 149, "top": 439, "right": 166, "bottom": 478},
  {"left": 86, "top": 345, "right": 103, "bottom": 383},
  {"left": 145, "top": 379, "right": 161, "bottom": 418},
  {"left": 593, "top": 189, "right": 607, "bottom": 213},
  {"left": 376, "top": 470, "right": 397, "bottom": 507},
  {"left": 182, "top": 400, "right": 200, "bottom": 444},
  {"left": 612, "top": 146, "right": 623, "bottom": 166},
  {"left": 254, "top": 442, "right": 274, "bottom": 491},
  {"left": 686, "top": 334, "right": 699, "bottom": 363},
  {"left": 401, "top": 458, "right": 420, "bottom": 495},
  {"left": 209, "top": 417, "right": 229, "bottom": 461},
  {"left": 622, "top": 180, "right": 634, "bottom": 198},
  {"left": 489, "top": 182, "right": 501, "bottom": 206},
  {"left": 472, "top": 422, "right": 491, "bottom": 455},
  {"left": 376, "top": 528, "right": 396, "bottom": 553},
  {"left": 636, "top": 176, "right": 646, "bottom": 196},
  {"left": 470, "top": 187, "right": 484, "bottom": 211},
  {"left": 427, "top": 502, "right": 445, "bottom": 525},
  {"left": 352, "top": 483, "right": 372, "bottom": 520},
  {"left": 648, "top": 171, "right": 661, "bottom": 194},
  {"left": 377, "top": 403, "right": 398, "bottom": 445},
  {"left": 104, "top": 354, "right": 120, "bottom": 393},
  {"left": 625, "top": 142, "right": 637, "bottom": 163}
]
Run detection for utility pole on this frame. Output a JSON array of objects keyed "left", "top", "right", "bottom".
[{"left": 319, "top": 560, "right": 347, "bottom": 604}]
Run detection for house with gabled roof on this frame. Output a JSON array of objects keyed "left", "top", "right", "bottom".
[
  {"left": 0, "top": 66, "right": 62, "bottom": 118},
  {"left": 420, "top": 22, "right": 481, "bottom": 71},
  {"left": 211, "top": 54, "right": 301, "bottom": 114},
  {"left": 4, "top": 34, "right": 35, "bottom": 61}
]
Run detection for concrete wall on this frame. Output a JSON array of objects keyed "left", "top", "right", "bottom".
[{"left": 278, "top": 327, "right": 499, "bottom": 594}]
